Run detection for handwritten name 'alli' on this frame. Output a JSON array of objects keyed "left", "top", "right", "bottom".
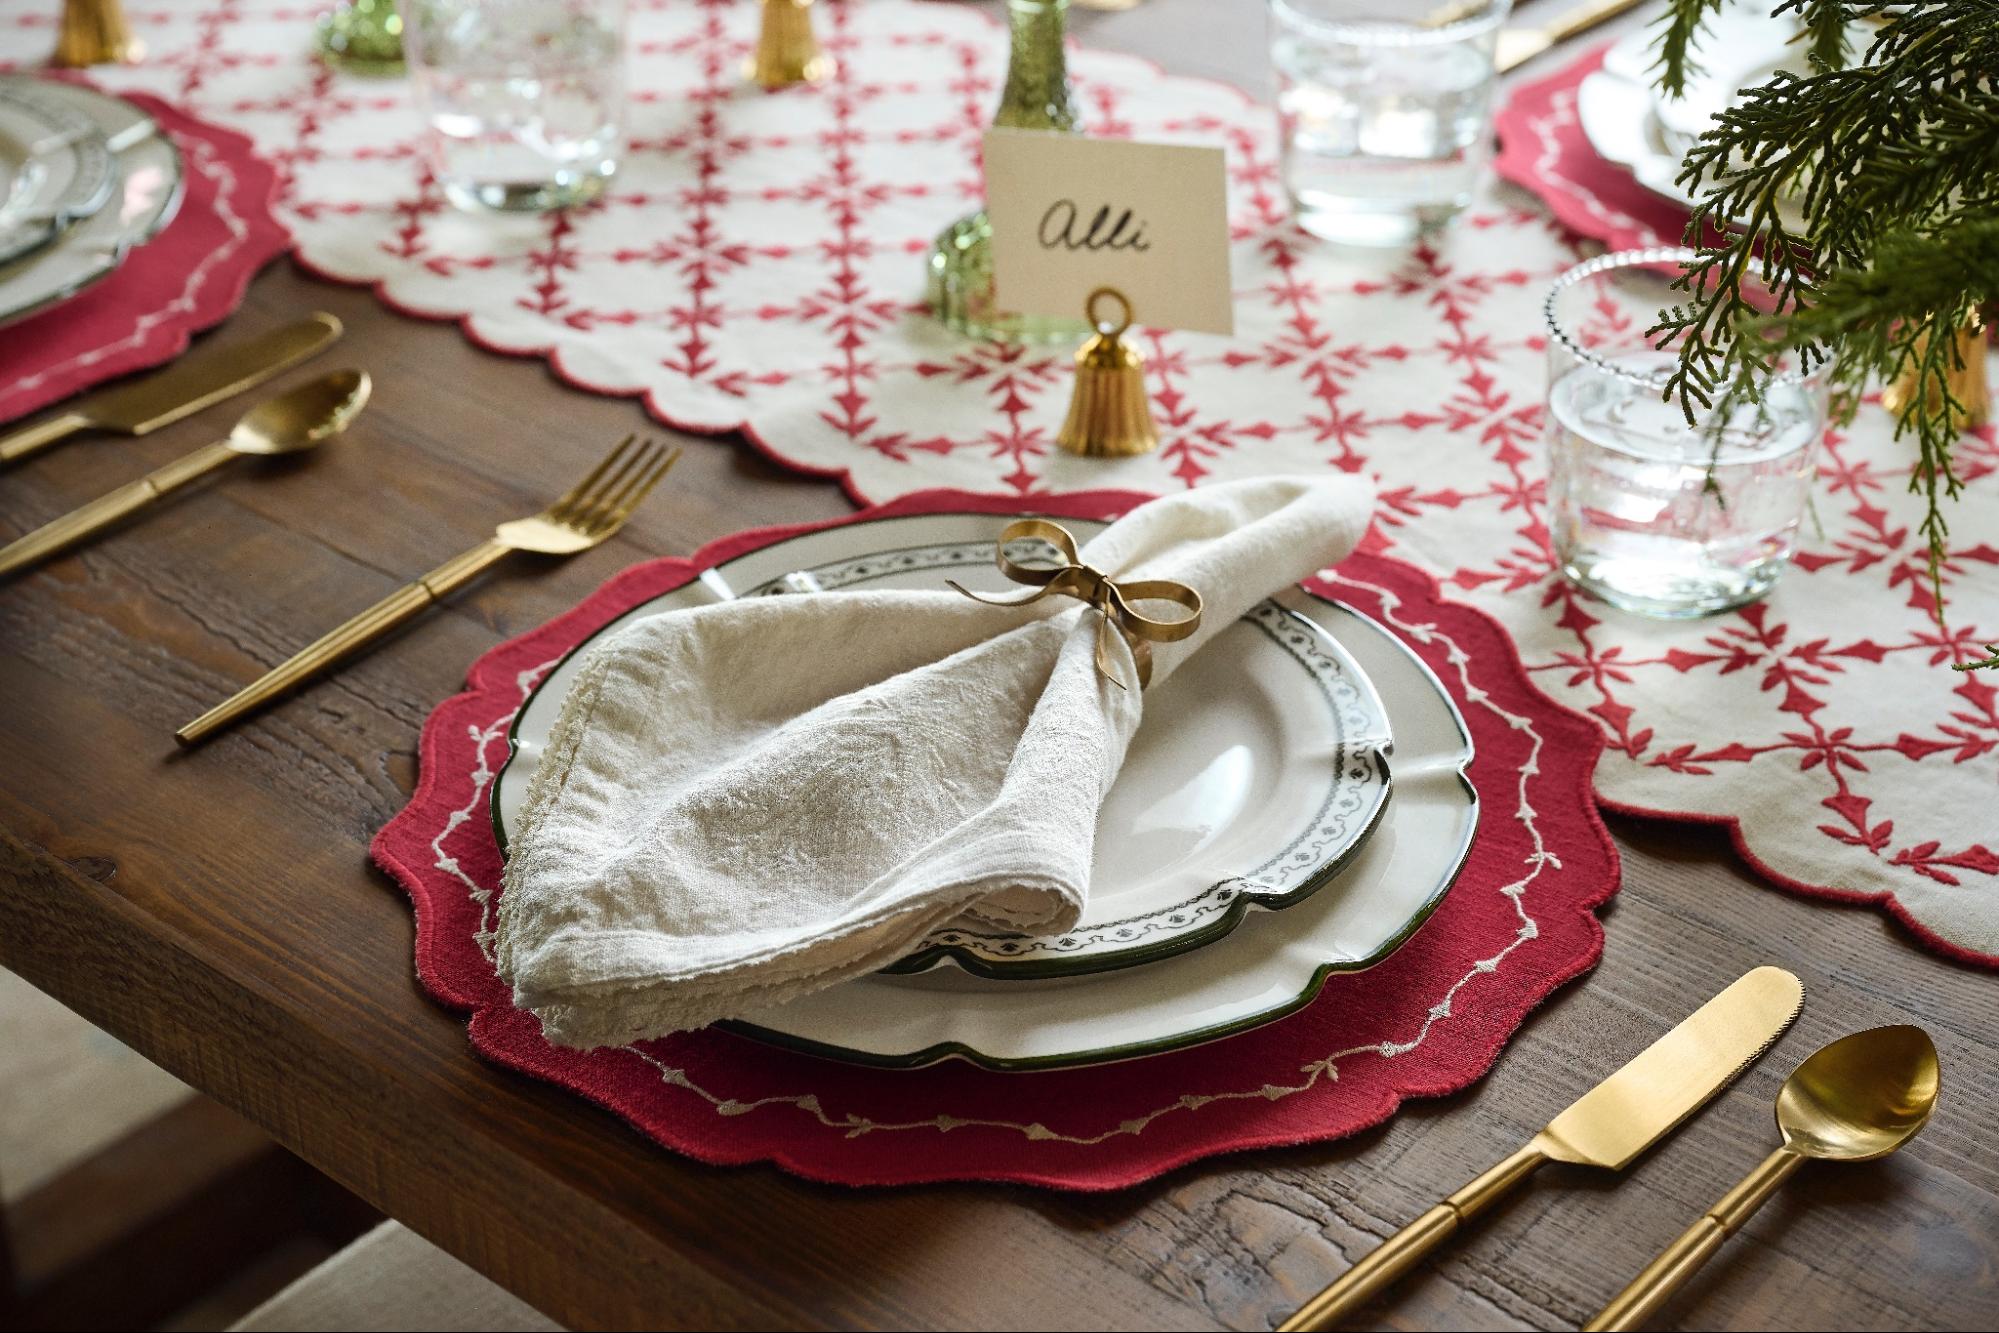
[{"left": 1037, "top": 199, "right": 1153, "bottom": 253}]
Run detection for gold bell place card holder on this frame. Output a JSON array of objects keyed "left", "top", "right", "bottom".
[
  {"left": 982, "top": 128, "right": 1235, "bottom": 458},
  {"left": 749, "top": 0, "right": 831, "bottom": 90},
  {"left": 53, "top": 0, "right": 141, "bottom": 66}
]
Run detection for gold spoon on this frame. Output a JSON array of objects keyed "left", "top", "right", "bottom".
[
  {"left": 0, "top": 370, "right": 369, "bottom": 579},
  {"left": 1587, "top": 1025, "right": 1940, "bottom": 1331}
]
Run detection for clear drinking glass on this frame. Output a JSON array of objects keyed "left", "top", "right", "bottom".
[
  {"left": 1267, "top": 0, "right": 1509, "bottom": 246},
  {"left": 1544, "top": 247, "right": 1829, "bottom": 618},
  {"left": 401, "top": 0, "right": 627, "bottom": 213}
]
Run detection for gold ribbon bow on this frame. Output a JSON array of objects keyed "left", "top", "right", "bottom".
[{"left": 947, "top": 519, "right": 1203, "bottom": 691}]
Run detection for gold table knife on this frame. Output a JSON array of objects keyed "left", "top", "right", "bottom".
[
  {"left": 1277, "top": 965, "right": 1804, "bottom": 1331},
  {"left": 1496, "top": 0, "right": 1650, "bottom": 74},
  {"left": 0, "top": 312, "right": 342, "bottom": 466}
]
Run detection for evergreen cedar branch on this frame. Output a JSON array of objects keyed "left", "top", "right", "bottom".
[{"left": 1647, "top": 0, "right": 1998, "bottom": 664}]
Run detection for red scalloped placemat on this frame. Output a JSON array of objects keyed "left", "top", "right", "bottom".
[
  {"left": 372, "top": 488, "right": 1616, "bottom": 1189},
  {"left": 1491, "top": 44, "right": 1686, "bottom": 252},
  {"left": 0, "top": 83, "right": 290, "bottom": 423}
]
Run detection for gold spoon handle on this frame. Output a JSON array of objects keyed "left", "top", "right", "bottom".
[
  {"left": 176, "top": 539, "right": 512, "bottom": 745},
  {"left": 0, "top": 412, "right": 93, "bottom": 466},
  {"left": 0, "top": 440, "right": 236, "bottom": 577},
  {"left": 1586, "top": 1146, "right": 1807, "bottom": 1331},
  {"left": 1279, "top": 1143, "right": 1547, "bottom": 1331}
]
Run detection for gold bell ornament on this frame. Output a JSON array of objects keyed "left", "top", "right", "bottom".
[
  {"left": 52, "top": 0, "right": 143, "bottom": 67},
  {"left": 1056, "top": 288, "right": 1160, "bottom": 459},
  {"left": 748, "top": 0, "right": 832, "bottom": 90},
  {"left": 1883, "top": 313, "right": 1990, "bottom": 431}
]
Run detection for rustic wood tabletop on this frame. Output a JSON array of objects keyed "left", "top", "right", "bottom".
[{"left": 2, "top": 2, "right": 1994, "bottom": 1329}]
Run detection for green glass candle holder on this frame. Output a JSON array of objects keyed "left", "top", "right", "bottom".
[
  {"left": 316, "top": 0, "right": 406, "bottom": 77},
  {"left": 926, "top": 0, "right": 1087, "bottom": 344}
]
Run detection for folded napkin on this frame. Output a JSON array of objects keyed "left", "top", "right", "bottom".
[{"left": 496, "top": 476, "right": 1375, "bottom": 1048}]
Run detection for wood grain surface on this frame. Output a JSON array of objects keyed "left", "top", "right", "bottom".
[{"left": 2, "top": 3, "right": 1995, "bottom": 1329}]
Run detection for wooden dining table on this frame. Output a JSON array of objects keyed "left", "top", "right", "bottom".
[{"left": 2, "top": 2, "right": 1995, "bottom": 1329}]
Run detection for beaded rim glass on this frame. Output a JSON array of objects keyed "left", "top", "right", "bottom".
[
  {"left": 1267, "top": 0, "right": 1509, "bottom": 44},
  {"left": 1542, "top": 245, "right": 1824, "bottom": 397}
]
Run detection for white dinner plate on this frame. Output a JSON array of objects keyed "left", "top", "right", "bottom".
[
  {"left": 0, "top": 79, "right": 183, "bottom": 330},
  {"left": 0, "top": 80, "right": 116, "bottom": 267},
  {"left": 493, "top": 511, "right": 1478, "bottom": 1069},
  {"left": 1576, "top": 11, "right": 1809, "bottom": 228}
]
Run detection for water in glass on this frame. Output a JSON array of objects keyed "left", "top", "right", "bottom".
[
  {"left": 1549, "top": 351, "right": 1823, "bottom": 617},
  {"left": 1269, "top": 0, "right": 1507, "bottom": 246},
  {"left": 404, "top": 0, "right": 626, "bottom": 213}
]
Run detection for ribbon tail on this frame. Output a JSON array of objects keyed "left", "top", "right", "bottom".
[
  {"left": 1094, "top": 616, "right": 1132, "bottom": 693},
  {"left": 946, "top": 579, "right": 1052, "bottom": 609}
]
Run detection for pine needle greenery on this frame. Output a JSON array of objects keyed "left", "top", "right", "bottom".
[{"left": 1648, "top": 0, "right": 1997, "bottom": 649}]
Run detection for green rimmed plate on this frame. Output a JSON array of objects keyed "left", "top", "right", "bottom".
[
  {"left": 492, "top": 510, "right": 1476, "bottom": 1070},
  {"left": 0, "top": 79, "right": 182, "bottom": 330},
  {"left": 0, "top": 80, "right": 116, "bottom": 268}
]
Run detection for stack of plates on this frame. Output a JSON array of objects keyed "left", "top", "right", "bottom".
[
  {"left": 0, "top": 75, "right": 185, "bottom": 329},
  {"left": 491, "top": 511, "right": 1481, "bottom": 1070},
  {"left": 1575, "top": 9, "right": 1809, "bottom": 227}
]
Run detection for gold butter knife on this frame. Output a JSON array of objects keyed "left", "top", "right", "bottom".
[
  {"left": 1496, "top": 0, "right": 1650, "bottom": 74},
  {"left": 1277, "top": 965, "right": 1804, "bottom": 1332},
  {"left": 0, "top": 311, "right": 343, "bottom": 467}
]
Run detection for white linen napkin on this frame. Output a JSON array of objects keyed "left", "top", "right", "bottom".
[{"left": 495, "top": 476, "right": 1375, "bottom": 1048}]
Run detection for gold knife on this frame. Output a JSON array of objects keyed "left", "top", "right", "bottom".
[
  {"left": 1496, "top": 0, "right": 1650, "bottom": 74},
  {"left": 1277, "top": 965, "right": 1804, "bottom": 1331},
  {"left": 0, "top": 311, "right": 343, "bottom": 467}
]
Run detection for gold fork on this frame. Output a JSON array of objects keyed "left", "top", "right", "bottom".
[{"left": 177, "top": 434, "right": 681, "bottom": 747}]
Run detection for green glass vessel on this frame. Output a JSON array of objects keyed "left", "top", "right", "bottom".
[
  {"left": 316, "top": 0, "right": 405, "bottom": 77},
  {"left": 926, "top": 0, "right": 1086, "bottom": 343}
]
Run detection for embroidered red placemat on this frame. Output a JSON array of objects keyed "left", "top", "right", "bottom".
[
  {"left": 1492, "top": 44, "right": 1686, "bottom": 252},
  {"left": 373, "top": 488, "right": 1617, "bottom": 1188}
]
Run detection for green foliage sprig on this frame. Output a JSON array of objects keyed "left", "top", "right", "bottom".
[
  {"left": 1648, "top": 1, "right": 1999, "bottom": 645},
  {"left": 1957, "top": 645, "right": 1999, "bottom": 673}
]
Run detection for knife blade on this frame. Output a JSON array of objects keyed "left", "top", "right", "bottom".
[
  {"left": 1536, "top": 964, "right": 1804, "bottom": 1168},
  {"left": 0, "top": 310, "right": 343, "bottom": 466},
  {"left": 1277, "top": 965, "right": 1803, "bottom": 1331}
]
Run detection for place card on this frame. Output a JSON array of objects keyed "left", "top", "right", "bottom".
[{"left": 983, "top": 128, "right": 1233, "bottom": 336}]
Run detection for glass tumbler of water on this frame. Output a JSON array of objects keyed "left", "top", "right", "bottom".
[
  {"left": 1267, "top": 0, "right": 1509, "bottom": 247},
  {"left": 401, "top": 0, "right": 627, "bottom": 213},
  {"left": 1545, "top": 247, "right": 1829, "bottom": 618}
]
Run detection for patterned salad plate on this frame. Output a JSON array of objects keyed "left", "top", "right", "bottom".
[
  {"left": 0, "top": 80, "right": 116, "bottom": 267},
  {"left": 0, "top": 78, "right": 183, "bottom": 329},
  {"left": 500, "top": 519, "right": 1396, "bottom": 981},
  {"left": 493, "top": 511, "right": 1477, "bottom": 1069}
]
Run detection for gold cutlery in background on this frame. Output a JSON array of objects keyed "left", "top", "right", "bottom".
[
  {"left": 176, "top": 434, "right": 682, "bottom": 746},
  {"left": 1587, "top": 1025, "right": 1939, "bottom": 1332},
  {"left": 0, "top": 370, "right": 369, "bottom": 579},
  {"left": 1496, "top": 0, "right": 1650, "bottom": 73},
  {"left": 0, "top": 312, "right": 343, "bottom": 467},
  {"left": 1277, "top": 965, "right": 1804, "bottom": 1332}
]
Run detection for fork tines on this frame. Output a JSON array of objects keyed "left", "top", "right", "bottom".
[{"left": 559, "top": 435, "right": 683, "bottom": 534}]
